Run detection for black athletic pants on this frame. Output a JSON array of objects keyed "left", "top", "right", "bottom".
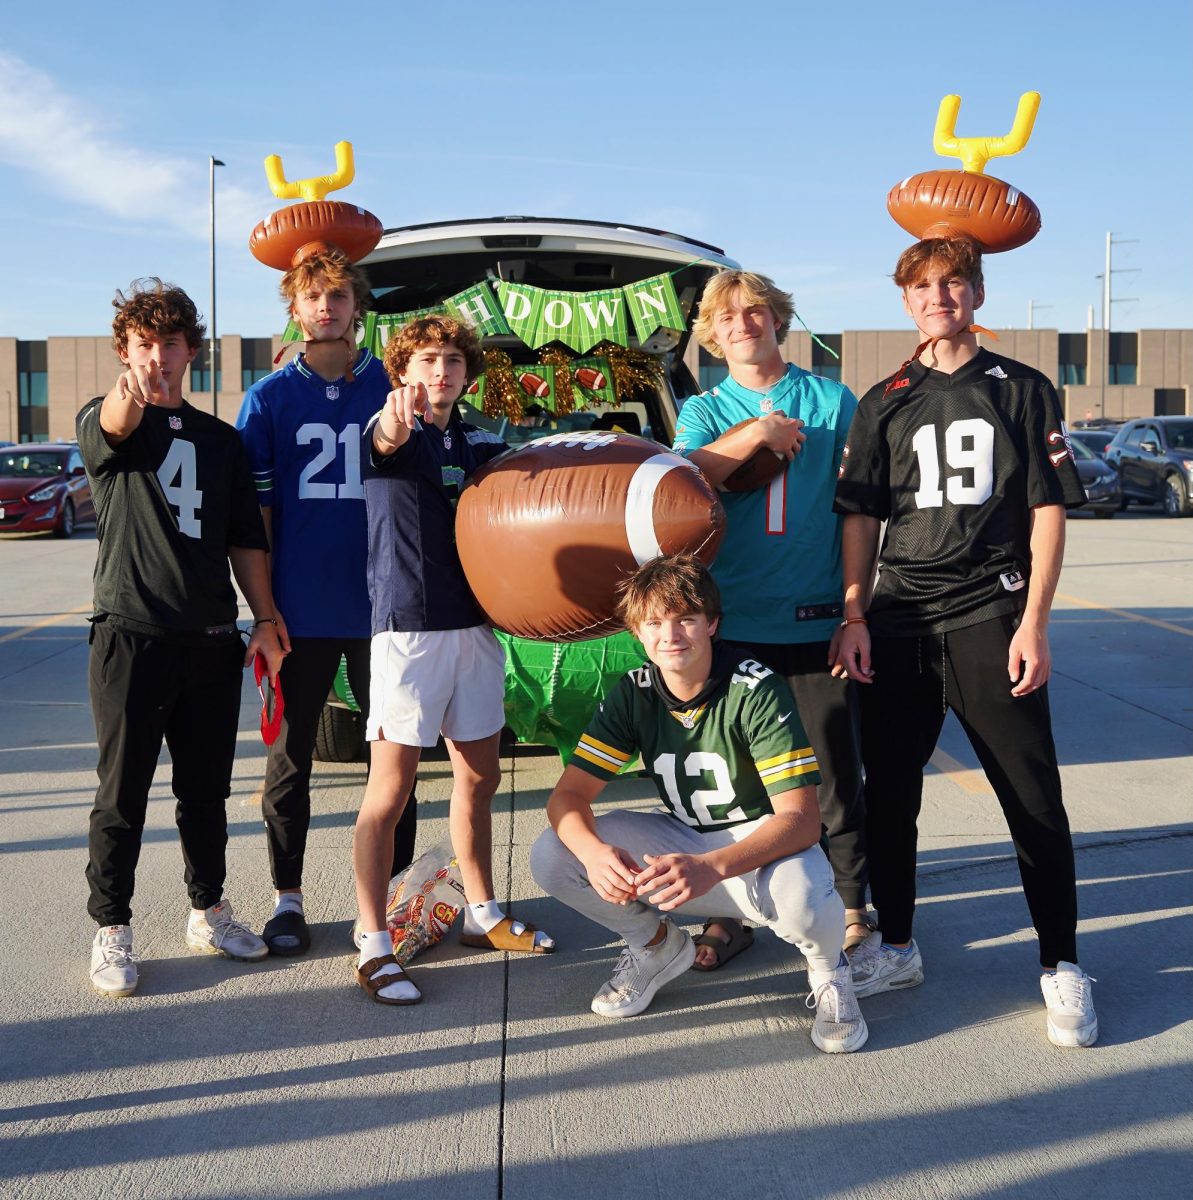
[
  {"left": 726, "top": 639, "right": 868, "bottom": 910},
  {"left": 261, "top": 637, "right": 417, "bottom": 890},
  {"left": 858, "top": 613, "right": 1078, "bottom": 967},
  {"left": 86, "top": 621, "right": 243, "bottom": 926}
]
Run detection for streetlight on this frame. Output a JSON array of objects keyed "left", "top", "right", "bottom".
[
  {"left": 209, "top": 156, "right": 225, "bottom": 418},
  {"left": 1027, "top": 300, "right": 1052, "bottom": 330},
  {"left": 1097, "top": 231, "right": 1140, "bottom": 419}
]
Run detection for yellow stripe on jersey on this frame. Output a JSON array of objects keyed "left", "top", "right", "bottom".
[
  {"left": 756, "top": 748, "right": 818, "bottom": 784},
  {"left": 574, "top": 735, "right": 633, "bottom": 773}
]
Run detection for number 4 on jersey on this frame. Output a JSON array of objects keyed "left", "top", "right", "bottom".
[{"left": 157, "top": 439, "right": 202, "bottom": 538}]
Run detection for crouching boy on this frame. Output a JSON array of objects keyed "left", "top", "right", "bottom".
[{"left": 529, "top": 555, "right": 867, "bottom": 1053}]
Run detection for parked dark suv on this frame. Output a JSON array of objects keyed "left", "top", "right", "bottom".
[{"left": 1105, "top": 417, "right": 1193, "bottom": 516}]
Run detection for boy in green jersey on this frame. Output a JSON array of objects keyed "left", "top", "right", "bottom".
[{"left": 529, "top": 555, "right": 867, "bottom": 1053}]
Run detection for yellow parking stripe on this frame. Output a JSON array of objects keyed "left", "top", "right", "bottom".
[
  {"left": 1056, "top": 592, "right": 1193, "bottom": 638},
  {"left": 929, "top": 748, "right": 994, "bottom": 795},
  {"left": 0, "top": 604, "right": 92, "bottom": 645}
]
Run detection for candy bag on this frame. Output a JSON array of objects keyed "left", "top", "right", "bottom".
[{"left": 384, "top": 841, "right": 466, "bottom": 965}]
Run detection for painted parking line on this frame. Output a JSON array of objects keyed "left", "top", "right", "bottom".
[
  {"left": 1055, "top": 592, "right": 1193, "bottom": 638},
  {"left": 928, "top": 747, "right": 994, "bottom": 794},
  {"left": 0, "top": 604, "right": 93, "bottom": 645}
]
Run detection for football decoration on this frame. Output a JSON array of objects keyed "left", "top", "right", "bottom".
[
  {"left": 887, "top": 92, "right": 1042, "bottom": 253},
  {"left": 574, "top": 366, "right": 607, "bottom": 391},
  {"left": 517, "top": 371, "right": 551, "bottom": 399},
  {"left": 456, "top": 432, "right": 725, "bottom": 641},
  {"left": 721, "top": 418, "right": 787, "bottom": 494},
  {"left": 249, "top": 141, "right": 383, "bottom": 269}
]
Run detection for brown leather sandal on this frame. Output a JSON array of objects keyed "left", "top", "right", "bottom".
[
  {"left": 459, "top": 916, "right": 553, "bottom": 954},
  {"left": 843, "top": 912, "right": 879, "bottom": 954},
  {"left": 354, "top": 954, "right": 422, "bottom": 1005},
  {"left": 692, "top": 919, "right": 755, "bottom": 972}
]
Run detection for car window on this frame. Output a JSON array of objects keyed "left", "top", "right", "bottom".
[
  {"left": 68, "top": 450, "right": 84, "bottom": 473},
  {"left": 1165, "top": 420, "right": 1193, "bottom": 451},
  {"left": 1122, "top": 426, "right": 1144, "bottom": 448},
  {"left": 1143, "top": 425, "right": 1162, "bottom": 447},
  {"left": 1069, "top": 438, "right": 1096, "bottom": 462},
  {"left": 0, "top": 452, "right": 66, "bottom": 478}
]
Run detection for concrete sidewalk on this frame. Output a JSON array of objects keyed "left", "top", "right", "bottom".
[{"left": 0, "top": 514, "right": 1190, "bottom": 1199}]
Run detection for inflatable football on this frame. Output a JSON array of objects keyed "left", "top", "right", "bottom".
[
  {"left": 886, "top": 170, "right": 1040, "bottom": 253},
  {"left": 456, "top": 432, "right": 725, "bottom": 641}
]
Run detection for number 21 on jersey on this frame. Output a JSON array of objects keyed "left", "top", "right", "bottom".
[
  {"left": 297, "top": 423, "right": 363, "bottom": 500},
  {"left": 911, "top": 418, "right": 994, "bottom": 508}
]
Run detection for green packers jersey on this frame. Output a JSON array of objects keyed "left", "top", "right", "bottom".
[{"left": 573, "top": 657, "right": 821, "bottom": 829}]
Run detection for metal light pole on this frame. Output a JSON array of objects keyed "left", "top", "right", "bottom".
[
  {"left": 1027, "top": 300, "right": 1052, "bottom": 330},
  {"left": 209, "top": 156, "right": 225, "bottom": 417},
  {"left": 1098, "top": 231, "right": 1140, "bottom": 419}
]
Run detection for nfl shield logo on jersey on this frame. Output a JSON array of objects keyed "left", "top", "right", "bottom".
[
  {"left": 168, "top": 415, "right": 182, "bottom": 430},
  {"left": 325, "top": 385, "right": 340, "bottom": 401}
]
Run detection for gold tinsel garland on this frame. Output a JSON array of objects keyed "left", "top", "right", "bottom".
[{"left": 478, "top": 341, "right": 665, "bottom": 421}]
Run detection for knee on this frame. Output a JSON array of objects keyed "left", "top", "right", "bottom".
[
  {"left": 768, "top": 854, "right": 841, "bottom": 929},
  {"left": 529, "top": 828, "right": 573, "bottom": 894}
]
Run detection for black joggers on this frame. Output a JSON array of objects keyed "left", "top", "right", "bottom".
[{"left": 858, "top": 613, "right": 1079, "bottom": 967}]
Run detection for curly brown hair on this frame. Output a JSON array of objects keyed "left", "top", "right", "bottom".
[
  {"left": 111, "top": 279, "right": 206, "bottom": 355},
  {"left": 616, "top": 554, "right": 722, "bottom": 631},
  {"left": 894, "top": 238, "right": 984, "bottom": 290},
  {"left": 383, "top": 314, "right": 486, "bottom": 387},
  {"left": 280, "top": 249, "right": 372, "bottom": 332}
]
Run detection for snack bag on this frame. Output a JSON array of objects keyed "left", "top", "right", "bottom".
[{"left": 384, "top": 841, "right": 466, "bottom": 965}]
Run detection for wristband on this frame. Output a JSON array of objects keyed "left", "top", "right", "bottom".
[
  {"left": 839, "top": 617, "right": 868, "bottom": 627},
  {"left": 253, "top": 617, "right": 278, "bottom": 628}
]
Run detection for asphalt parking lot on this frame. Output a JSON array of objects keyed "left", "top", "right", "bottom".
[{"left": 0, "top": 513, "right": 1190, "bottom": 1200}]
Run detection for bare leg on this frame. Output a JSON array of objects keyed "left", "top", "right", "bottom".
[
  {"left": 444, "top": 733, "right": 502, "bottom": 904},
  {"left": 353, "top": 738, "right": 422, "bottom": 930}
]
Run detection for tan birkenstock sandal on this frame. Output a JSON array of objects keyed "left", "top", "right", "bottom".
[
  {"left": 459, "top": 916, "right": 554, "bottom": 954},
  {"left": 843, "top": 912, "right": 879, "bottom": 954},
  {"left": 354, "top": 954, "right": 422, "bottom": 1005},
  {"left": 692, "top": 919, "right": 755, "bottom": 972}
]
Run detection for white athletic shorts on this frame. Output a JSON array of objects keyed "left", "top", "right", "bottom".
[{"left": 366, "top": 625, "right": 506, "bottom": 747}]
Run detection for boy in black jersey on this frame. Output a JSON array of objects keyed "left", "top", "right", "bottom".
[
  {"left": 78, "top": 280, "right": 287, "bottom": 999},
  {"left": 832, "top": 239, "right": 1098, "bottom": 1047},
  {"left": 530, "top": 555, "right": 867, "bottom": 1054}
]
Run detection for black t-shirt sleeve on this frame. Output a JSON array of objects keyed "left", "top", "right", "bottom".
[
  {"left": 76, "top": 396, "right": 157, "bottom": 478},
  {"left": 833, "top": 387, "right": 891, "bottom": 519},
  {"left": 1022, "top": 378, "right": 1087, "bottom": 509}
]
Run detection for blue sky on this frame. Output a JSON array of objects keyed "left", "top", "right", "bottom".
[{"left": 1, "top": 1, "right": 1189, "bottom": 340}]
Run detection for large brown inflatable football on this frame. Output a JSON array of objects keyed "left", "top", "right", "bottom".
[
  {"left": 456, "top": 432, "right": 725, "bottom": 641},
  {"left": 249, "top": 200, "right": 383, "bottom": 269},
  {"left": 887, "top": 170, "right": 1041, "bottom": 253}
]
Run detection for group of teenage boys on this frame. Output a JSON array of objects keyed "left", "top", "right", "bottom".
[{"left": 81, "top": 235, "right": 1098, "bottom": 1052}]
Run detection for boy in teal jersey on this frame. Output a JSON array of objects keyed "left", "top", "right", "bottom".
[
  {"left": 529, "top": 555, "right": 867, "bottom": 1054},
  {"left": 672, "top": 270, "right": 871, "bottom": 966}
]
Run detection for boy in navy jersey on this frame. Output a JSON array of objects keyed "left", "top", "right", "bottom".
[
  {"left": 832, "top": 238, "right": 1098, "bottom": 1047},
  {"left": 530, "top": 555, "right": 866, "bottom": 1053},
  {"left": 351, "top": 315, "right": 554, "bottom": 1006},
  {"left": 236, "top": 250, "right": 418, "bottom": 956},
  {"left": 673, "top": 269, "right": 872, "bottom": 967},
  {"left": 79, "top": 280, "right": 286, "bottom": 997}
]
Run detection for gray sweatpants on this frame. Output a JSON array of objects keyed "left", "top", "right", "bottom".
[{"left": 529, "top": 809, "right": 845, "bottom": 975}]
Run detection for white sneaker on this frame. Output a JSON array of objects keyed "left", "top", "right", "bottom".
[
  {"left": 590, "top": 921, "right": 696, "bottom": 1018},
  {"left": 1041, "top": 961, "right": 1098, "bottom": 1047},
  {"left": 806, "top": 959, "right": 869, "bottom": 1054},
  {"left": 851, "top": 938, "right": 924, "bottom": 998},
  {"left": 90, "top": 925, "right": 137, "bottom": 998},
  {"left": 186, "top": 899, "right": 268, "bottom": 961}
]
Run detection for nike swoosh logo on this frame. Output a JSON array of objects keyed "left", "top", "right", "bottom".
[{"left": 777, "top": 712, "right": 791, "bottom": 723}]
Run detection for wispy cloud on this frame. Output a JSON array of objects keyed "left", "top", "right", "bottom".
[{"left": 0, "top": 50, "right": 266, "bottom": 244}]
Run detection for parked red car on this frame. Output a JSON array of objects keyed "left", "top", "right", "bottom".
[{"left": 0, "top": 443, "right": 95, "bottom": 537}]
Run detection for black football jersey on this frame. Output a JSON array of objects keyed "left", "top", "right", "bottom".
[
  {"left": 833, "top": 350, "right": 1085, "bottom": 637},
  {"left": 77, "top": 398, "right": 268, "bottom": 635}
]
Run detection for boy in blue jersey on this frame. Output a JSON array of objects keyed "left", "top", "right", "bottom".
[
  {"left": 530, "top": 555, "right": 866, "bottom": 1053},
  {"left": 236, "top": 249, "right": 417, "bottom": 956},
  {"left": 672, "top": 270, "right": 872, "bottom": 968},
  {"left": 352, "top": 315, "right": 554, "bottom": 1006}
]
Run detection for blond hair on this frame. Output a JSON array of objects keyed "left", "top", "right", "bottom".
[{"left": 692, "top": 270, "right": 794, "bottom": 358}]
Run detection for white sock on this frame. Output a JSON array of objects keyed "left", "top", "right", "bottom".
[
  {"left": 274, "top": 892, "right": 304, "bottom": 918},
  {"left": 463, "top": 900, "right": 554, "bottom": 951},
  {"left": 358, "top": 931, "right": 419, "bottom": 1003},
  {"left": 463, "top": 900, "right": 504, "bottom": 935}
]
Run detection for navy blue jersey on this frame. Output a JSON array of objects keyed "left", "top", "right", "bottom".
[
  {"left": 235, "top": 351, "right": 387, "bottom": 638},
  {"left": 363, "top": 410, "right": 507, "bottom": 633}
]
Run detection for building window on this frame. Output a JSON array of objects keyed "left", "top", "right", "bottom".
[
  {"left": 1058, "top": 333, "right": 1086, "bottom": 387},
  {"left": 1108, "top": 332, "right": 1137, "bottom": 387},
  {"left": 17, "top": 341, "right": 48, "bottom": 442},
  {"left": 811, "top": 333, "right": 842, "bottom": 383},
  {"left": 241, "top": 338, "right": 274, "bottom": 390},
  {"left": 190, "top": 343, "right": 222, "bottom": 394}
]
